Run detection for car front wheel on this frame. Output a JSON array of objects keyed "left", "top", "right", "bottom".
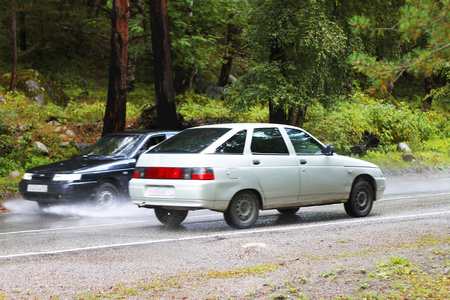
[
  {"left": 154, "top": 207, "right": 188, "bottom": 227},
  {"left": 344, "top": 180, "right": 373, "bottom": 217},
  {"left": 224, "top": 191, "right": 260, "bottom": 229},
  {"left": 94, "top": 182, "right": 120, "bottom": 208},
  {"left": 38, "top": 202, "right": 52, "bottom": 210}
]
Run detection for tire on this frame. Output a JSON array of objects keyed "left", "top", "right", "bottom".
[
  {"left": 94, "top": 182, "right": 120, "bottom": 208},
  {"left": 344, "top": 180, "right": 374, "bottom": 217},
  {"left": 38, "top": 202, "right": 52, "bottom": 210},
  {"left": 154, "top": 207, "right": 188, "bottom": 227},
  {"left": 224, "top": 191, "right": 260, "bottom": 229},
  {"left": 277, "top": 207, "right": 300, "bottom": 215}
]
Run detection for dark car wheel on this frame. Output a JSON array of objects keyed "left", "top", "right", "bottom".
[
  {"left": 344, "top": 180, "right": 374, "bottom": 217},
  {"left": 38, "top": 202, "right": 52, "bottom": 210},
  {"left": 154, "top": 207, "right": 188, "bottom": 226},
  {"left": 277, "top": 207, "right": 300, "bottom": 215},
  {"left": 94, "top": 182, "right": 120, "bottom": 208},
  {"left": 224, "top": 191, "right": 260, "bottom": 229}
]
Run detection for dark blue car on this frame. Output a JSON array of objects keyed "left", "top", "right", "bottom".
[{"left": 19, "top": 130, "right": 177, "bottom": 209}]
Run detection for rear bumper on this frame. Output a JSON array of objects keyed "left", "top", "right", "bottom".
[{"left": 129, "top": 178, "right": 230, "bottom": 211}]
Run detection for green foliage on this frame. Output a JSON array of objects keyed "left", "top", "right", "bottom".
[
  {"left": 176, "top": 91, "right": 268, "bottom": 122},
  {"left": 430, "top": 62, "right": 450, "bottom": 110},
  {"left": 0, "top": 92, "right": 42, "bottom": 125},
  {"left": 177, "top": 93, "right": 230, "bottom": 119},
  {"left": 65, "top": 100, "right": 105, "bottom": 124},
  {"left": 167, "top": 0, "right": 248, "bottom": 80},
  {"left": 0, "top": 92, "right": 79, "bottom": 176},
  {"left": 350, "top": 0, "right": 450, "bottom": 98},
  {"left": 304, "top": 91, "right": 450, "bottom": 154},
  {"left": 366, "top": 255, "right": 450, "bottom": 299},
  {"left": 228, "top": 0, "right": 349, "bottom": 120},
  {"left": 0, "top": 1, "right": 110, "bottom": 79}
]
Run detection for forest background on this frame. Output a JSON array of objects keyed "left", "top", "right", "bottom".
[{"left": 0, "top": 0, "right": 449, "bottom": 198}]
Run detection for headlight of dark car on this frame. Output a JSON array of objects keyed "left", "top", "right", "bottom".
[{"left": 53, "top": 174, "right": 82, "bottom": 181}]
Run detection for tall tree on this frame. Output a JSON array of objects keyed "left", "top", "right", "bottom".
[
  {"left": 217, "top": 21, "right": 240, "bottom": 87},
  {"left": 18, "top": 1, "right": 26, "bottom": 52},
  {"left": 9, "top": 0, "right": 17, "bottom": 93},
  {"left": 227, "top": 0, "right": 347, "bottom": 125},
  {"left": 149, "top": 0, "right": 178, "bottom": 130},
  {"left": 102, "top": 0, "right": 129, "bottom": 136},
  {"left": 350, "top": 0, "right": 450, "bottom": 106}
]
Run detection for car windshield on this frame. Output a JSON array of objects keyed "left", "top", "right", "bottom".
[
  {"left": 81, "top": 135, "right": 142, "bottom": 157},
  {"left": 149, "top": 128, "right": 231, "bottom": 153}
]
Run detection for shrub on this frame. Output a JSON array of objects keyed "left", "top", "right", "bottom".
[{"left": 304, "top": 92, "right": 450, "bottom": 154}]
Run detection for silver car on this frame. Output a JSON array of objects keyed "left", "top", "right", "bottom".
[{"left": 129, "top": 123, "right": 386, "bottom": 229}]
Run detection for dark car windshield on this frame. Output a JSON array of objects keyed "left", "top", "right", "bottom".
[
  {"left": 149, "top": 128, "right": 231, "bottom": 153},
  {"left": 81, "top": 135, "right": 142, "bottom": 157}
]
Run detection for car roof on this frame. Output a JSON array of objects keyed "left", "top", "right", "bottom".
[
  {"left": 105, "top": 130, "right": 178, "bottom": 136},
  {"left": 185, "top": 123, "right": 294, "bottom": 130}
]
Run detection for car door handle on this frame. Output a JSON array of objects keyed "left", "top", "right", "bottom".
[
  {"left": 300, "top": 159, "right": 307, "bottom": 164},
  {"left": 253, "top": 160, "right": 260, "bottom": 165}
]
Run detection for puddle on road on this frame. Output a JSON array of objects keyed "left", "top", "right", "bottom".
[{"left": 3, "top": 198, "right": 150, "bottom": 218}]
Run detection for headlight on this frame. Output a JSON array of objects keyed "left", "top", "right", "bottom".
[
  {"left": 53, "top": 174, "right": 82, "bottom": 181},
  {"left": 22, "top": 173, "right": 33, "bottom": 180}
]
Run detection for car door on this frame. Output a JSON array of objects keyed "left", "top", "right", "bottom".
[
  {"left": 249, "top": 127, "right": 301, "bottom": 209},
  {"left": 284, "top": 128, "right": 349, "bottom": 205}
]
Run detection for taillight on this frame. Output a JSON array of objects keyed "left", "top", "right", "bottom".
[{"left": 133, "top": 167, "right": 214, "bottom": 180}]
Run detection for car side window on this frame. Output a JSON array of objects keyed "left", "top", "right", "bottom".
[
  {"left": 215, "top": 130, "right": 247, "bottom": 154},
  {"left": 251, "top": 128, "right": 289, "bottom": 154},
  {"left": 141, "top": 135, "right": 166, "bottom": 151},
  {"left": 285, "top": 128, "right": 323, "bottom": 154}
]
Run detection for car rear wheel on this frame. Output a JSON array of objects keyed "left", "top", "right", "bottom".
[
  {"left": 277, "top": 207, "right": 300, "bottom": 215},
  {"left": 344, "top": 180, "right": 373, "bottom": 217},
  {"left": 224, "top": 191, "right": 260, "bottom": 229},
  {"left": 154, "top": 207, "right": 188, "bottom": 227},
  {"left": 94, "top": 182, "right": 120, "bottom": 208}
]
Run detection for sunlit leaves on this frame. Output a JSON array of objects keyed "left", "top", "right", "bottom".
[
  {"left": 350, "top": 0, "right": 450, "bottom": 90},
  {"left": 228, "top": 0, "right": 349, "bottom": 120}
]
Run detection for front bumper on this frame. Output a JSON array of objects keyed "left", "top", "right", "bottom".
[
  {"left": 19, "top": 180, "right": 97, "bottom": 203},
  {"left": 375, "top": 177, "right": 386, "bottom": 200}
]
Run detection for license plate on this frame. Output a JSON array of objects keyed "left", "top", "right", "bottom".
[
  {"left": 145, "top": 186, "right": 174, "bottom": 197},
  {"left": 27, "top": 184, "right": 48, "bottom": 193}
]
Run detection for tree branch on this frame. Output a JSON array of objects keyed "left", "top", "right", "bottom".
[{"left": 56, "top": 24, "right": 109, "bottom": 41}]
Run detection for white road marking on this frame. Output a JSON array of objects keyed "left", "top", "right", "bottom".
[
  {"left": 0, "top": 210, "right": 448, "bottom": 260},
  {"left": 1, "top": 193, "right": 449, "bottom": 235},
  {"left": 380, "top": 192, "right": 450, "bottom": 201}
]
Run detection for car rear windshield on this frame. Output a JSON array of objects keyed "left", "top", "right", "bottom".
[{"left": 149, "top": 128, "right": 231, "bottom": 153}]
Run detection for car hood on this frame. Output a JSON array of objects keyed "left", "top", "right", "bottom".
[
  {"left": 339, "top": 155, "right": 380, "bottom": 169},
  {"left": 26, "top": 156, "right": 136, "bottom": 174}
]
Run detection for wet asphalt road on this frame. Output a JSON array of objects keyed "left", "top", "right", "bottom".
[{"left": 1, "top": 173, "right": 449, "bottom": 261}]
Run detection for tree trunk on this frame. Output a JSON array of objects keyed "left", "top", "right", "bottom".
[
  {"left": 102, "top": 0, "right": 129, "bottom": 136},
  {"left": 90, "top": 0, "right": 101, "bottom": 18},
  {"left": 18, "top": 3, "right": 26, "bottom": 51},
  {"left": 268, "top": 38, "right": 287, "bottom": 124},
  {"left": 149, "top": 0, "right": 179, "bottom": 130},
  {"left": 217, "top": 23, "right": 239, "bottom": 87},
  {"left": 9, "top": 0, "right": 17, "bottom": 93},
  {"left": 424, "top": 75, "right": 433, "bottom": 107}
]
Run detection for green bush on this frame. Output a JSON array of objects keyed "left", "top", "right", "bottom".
[
  {"left": 176, "top": 91, "right": 269, "bottom": 122},
  {"left": 65, "top": 100, "right": 105, "bottom": 124},
  {"left": 304, "top": 92, "right": 450, "bottom": 154}
]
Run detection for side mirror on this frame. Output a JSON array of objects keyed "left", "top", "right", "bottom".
[{"left": 324, "top": 145, "right": 335, "bottom": 156}]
